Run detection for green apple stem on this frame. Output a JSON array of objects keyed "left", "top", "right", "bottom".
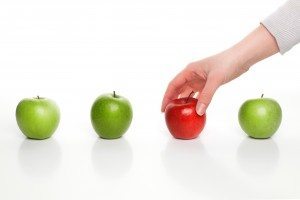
[
  {"left": 113, "top": 91, "right": 116, "bottom": 98},
  {"left": 37, "top": 95, "right": 40, "bottom": 99},
  {"left": 261, "top": 94, "right": 264, "bottom": 98},
  {"left": 186, "top": 91, "right": 195, "bottom": 103}
]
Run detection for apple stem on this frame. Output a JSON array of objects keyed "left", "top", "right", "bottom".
[
  {"left": 261, "top": 94, "right": 264, "bottom": 98},
  {"left": 113, "top": 91, "right": 116, "bottom": 98},
  {"left": 186, "top": 91, "right": 195, "bottom": 103},
  {"left": 37, "top": 95, "right": 40, "bottom": 99}
]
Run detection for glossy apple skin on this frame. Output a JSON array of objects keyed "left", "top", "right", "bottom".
[
  {"left": 91, "top": 93, "right": 133, "bottom": 139},
  {"left": 165, "top": 97, "right": 206, "bottom": 140},
  {"left": 238, "top": 97, "right": 282, "bottom": 139},
  {"left": 16, "top": 97, "right": 60, "bottom": 140}
]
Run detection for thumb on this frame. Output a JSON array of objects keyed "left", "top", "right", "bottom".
[{"left": 196, "top": 77, "right": 221, "bottom": 116}]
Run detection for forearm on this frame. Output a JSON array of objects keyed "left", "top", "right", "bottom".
[
  {"left": 217, "top": 25, "right": 279, "bottom": 82},
  {"left": 228, "top": 25, "right": 279, "bottom": 71},
  {"left": 219, "top": 0, "right": 300, "bottom": 78}
]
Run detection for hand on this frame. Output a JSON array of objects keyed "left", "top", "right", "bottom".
[
  {"left": 161, "top": 53, "right": 244, "bottom": 116},
  {"left": 161, "top": 25, "right": 279, "bottom": 115}
]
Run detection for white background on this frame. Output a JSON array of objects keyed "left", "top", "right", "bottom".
[{"left": 0, "top": 0, "right": 300, "bottom": 199}]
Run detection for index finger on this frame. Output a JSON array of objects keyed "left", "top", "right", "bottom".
[{"left": 161, "top": 71, "right": 188, "bottom": 112}]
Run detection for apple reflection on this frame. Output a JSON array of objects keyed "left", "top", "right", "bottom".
[
  {"left": 18, "top": 138, "right": 62, "bottom": 178},
  {"left": 237, "top": 137, "right": 279, "bottom": 176},
  {"left": 91, "top": 138, "right": 133, "bottom": 179},
  {"left": 161, "top": 139, "right": 248, "bottom": 198}
]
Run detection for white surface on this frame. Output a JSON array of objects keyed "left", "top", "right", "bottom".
[{"left": 0, "top": 0, "right": 300, "bottom": 199}]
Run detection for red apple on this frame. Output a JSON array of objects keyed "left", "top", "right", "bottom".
[{"left": 165, "top": 97, "right": 206, "bottom": 140}]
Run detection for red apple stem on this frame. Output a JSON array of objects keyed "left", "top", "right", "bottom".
[
  {"left": 186, "top": 91, "right": 195, "bottom": 103},
  {"left": 261, "top": 94, "right": 264, "bottom": 98}
]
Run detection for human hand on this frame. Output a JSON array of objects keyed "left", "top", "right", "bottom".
[
  {"left": 161, "top": 25, "right": 279, "bottom": 116},
  {"left": 160, "top": 53, "right": 244, "bottom": 116}
]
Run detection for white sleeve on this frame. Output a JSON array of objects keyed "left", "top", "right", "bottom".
[{"left": 261, "top": 0, "right": 300, "bottom": 54}]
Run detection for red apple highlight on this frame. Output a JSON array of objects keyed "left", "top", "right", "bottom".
[{"left": 165, "top": 96, "right": 206, "bottom": 140}]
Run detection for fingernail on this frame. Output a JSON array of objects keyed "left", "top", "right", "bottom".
[
  {"left": 161, "top": 105, "right": 165, "bottom": 113},
  {"left": 196, "top": 103, "right": 206, "bottom": 116}
]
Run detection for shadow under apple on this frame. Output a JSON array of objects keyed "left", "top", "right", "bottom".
[
  {"left": 237, "top": 137, "right": 279, "bottom": 176},
  {"left": 18, "top": 138, "right": 62, "bottom": 178},
  {"left": 91, "top": 138, "right": 133, "bottom": 179},
  {"left": 161, "top": 139, "right": 249, "bottom": 198}
]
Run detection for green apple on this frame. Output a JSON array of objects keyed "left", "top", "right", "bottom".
[
  {"left": 238, "top": 94, "right": 282, "bottom": 139},
  {"left": 91, "top": 91, "right": 133, "bottom": 139},
  {"left": 16, "top": 96, "right": 60, "bottom": 140}
]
